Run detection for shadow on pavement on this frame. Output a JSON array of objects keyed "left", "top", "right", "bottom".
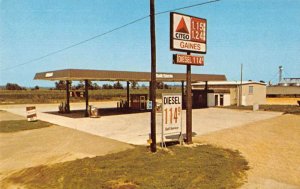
[{"left": 45, "top": 108, "right": 150, "bottom": 118}]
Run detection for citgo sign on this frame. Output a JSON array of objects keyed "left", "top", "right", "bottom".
[{"left": 170, "top": 12, "right": 207, "bottom": 54}]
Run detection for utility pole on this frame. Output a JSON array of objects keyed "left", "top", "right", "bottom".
[
  {"left": 186, "top": 52, "right": 192, "bottom": 144},
  {"left": 66, "top": 80, "right": 70, "bottom": 113},
  {"left": 150, "top": 0, "right": 157, "bottom": 152},
  {"left": 239, "top": 64, "right": 243, "bottom": 106}
]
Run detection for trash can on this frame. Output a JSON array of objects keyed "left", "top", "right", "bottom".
[
  {"left": 253, "top": 104, "right": 259, "bottom": 111},
  {"left": 89, "top": 105, "right": 100, "bottom": 118}
]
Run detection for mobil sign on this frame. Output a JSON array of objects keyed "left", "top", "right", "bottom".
[{"left": 170, "top": 12, "right": 207, "bottom": 54}]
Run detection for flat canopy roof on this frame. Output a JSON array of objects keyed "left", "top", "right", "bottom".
[
  {"left": 192, "top": 81, "right": 266, "bottom": 86},
  {"left": 34, "top": 69, "right": 227, "bottom": 82}
]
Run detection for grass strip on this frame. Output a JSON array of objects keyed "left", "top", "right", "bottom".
[
  {"left": 221, "top": 105, "right": 300, "bottom": 115},
  {"left": 0, "top": 120, "right": 52, "bottom": 133},
  {"left": 5, "top": 145, "right": 249, "bottom": 189}
]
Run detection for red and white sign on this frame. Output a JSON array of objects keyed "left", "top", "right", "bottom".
[
  {"left": 173, "top": 54, "right": 204, "bottom": 66},
  {"left": 170, "top": 12, "right": 207, "bottom": 54},
  {"left": 162, "top": 93, "right": 182, "bottom": 137},
  {"left": 26, "top": 106, "right": 37, "bottom": 122}
]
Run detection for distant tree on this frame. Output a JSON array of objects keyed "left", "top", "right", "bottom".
[
  {"left": 113, "top": 81, "right": 124, "bottom": 89},
  {"left": 75, "top": 81, "right": 84, "bottom": 90},
  {"left": 141, "top": 84, "right": 147, "bottom": 89},
  {"left": 164, "top": 83, "right": 170, "bottom": 89},
  {"left": 155, "top": 82, "right": 170, "bottom": 89},
  {"left": 73, "top": 81, "right": 100, "bottom": 90},
  {"left": 55, "top": 80, "right": 66, "bottom": 90},
  {"left": 102, "top": 84, "right": 113, "bottom": 89},
  {"left": 87, "top": 81, "right": 93, "bottom": 90},
  {"left": 5, "top": 83, "right": 24, "bottom": 90},
  {"left": 34, "top": 85, "right": 39, "bottom": 90},
  {"left": 131, "top": 81, "right": 138, "bottom": 89},
  {"left": 260, "top": 80, "right": 265, "bottom": 83},
  {"left": 156, "top": 82, "right": 164, "bottom": 89},
  {"left": 92, "top": 83, "right": 101, "bottom": 90}
]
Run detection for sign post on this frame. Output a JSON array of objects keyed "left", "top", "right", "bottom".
[
  {"left": 186, "top": 53, "right": 192, "bottom": 144},
  {"left": 170, "top": 12, "right": 207, "bottom": 144},
  {"left": 150, "top": 0, "right": 157, "bottom": 152}
]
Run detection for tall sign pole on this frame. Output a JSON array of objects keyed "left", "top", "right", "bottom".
[
  {"left": 186, "top": 52, "right": 192, "bottom": 144},
  {"left": 150, "top": 0, "right": 157, "bottom": 152},
  {"left": 239, "top": 64, "right": 243, "bottom": 106},
  {"left": 170, "top": 12, "right": 207, "bottom": 144}
]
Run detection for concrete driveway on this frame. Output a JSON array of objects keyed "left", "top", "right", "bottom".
[{"left": 0, "top": 102, "right": 282, "bottom": 145}]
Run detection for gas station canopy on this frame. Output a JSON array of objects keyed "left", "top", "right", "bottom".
[{"left": 34, "top": 69, "right": 226, "bottom": 82}]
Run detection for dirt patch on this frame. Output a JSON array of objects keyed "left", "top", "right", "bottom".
[
  {"left": 0, "top": 125, "right": 133, "bottom": 187},
  {"left": 0, "top": 111, "right": 25, "bottom": 121},
  {"left": 194, "top": 114, "right": 300, "bottom": 188}
]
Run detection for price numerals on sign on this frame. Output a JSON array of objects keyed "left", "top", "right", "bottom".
[
  {"left": 191, "top": 17, "right": 206, "bottom": 43},
  {"left": 163, "top": 107, "right": 181, "bottom": 124},
  {"left": 162, "top": 94, "right": 182, "bottom": 135}
]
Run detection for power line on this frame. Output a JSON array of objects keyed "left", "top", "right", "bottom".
[
  {"left": 1, "top": 15, "right": 149, "bottom": 71},
  {"left": 156, "top": 0, "right": 220, "bottom": 15},
  {"left": 1, "top": 0, "right": 221, "bottom": 71}
]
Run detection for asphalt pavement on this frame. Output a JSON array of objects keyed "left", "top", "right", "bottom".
[{"left": 0, "top": 101, "right": 282, "bottom": 145}]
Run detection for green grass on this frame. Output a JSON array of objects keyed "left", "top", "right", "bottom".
[
  {"left": 5, "top": 145, "right": 249, "bottom": 189},
  {"left": 221, "top": 105, "right": 300, "bottom": 115},
  {"left": 0, "top": 120, "right": 52, "bottom": 133}
]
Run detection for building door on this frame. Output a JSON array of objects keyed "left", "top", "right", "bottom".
[
  {"left": 192, "top": 90, "right": 207, "bottom": 108},
  {"left": 140, "top": 96, "right": 146, "bottom": 110},
  {"left": 220, "top": 94, "right": 224, "bottom": 106},
  {"left": 214, "top": 95, "right": 218, "bottom": 106}
]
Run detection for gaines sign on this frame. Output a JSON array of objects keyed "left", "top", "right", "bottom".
[{"left": 170, "top": 12, "right": 207, "bottom": 54}]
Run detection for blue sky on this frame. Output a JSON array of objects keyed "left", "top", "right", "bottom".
[{"left": 0, "top": 0, "right": 299, "bottom": 87}]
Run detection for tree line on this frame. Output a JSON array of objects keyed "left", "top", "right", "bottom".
[
  {"left": 4, "top": 81, "right": 169, "bottom": 90},
  {"left": 54, "top": 80, "right": 169, "bottom": 90}
]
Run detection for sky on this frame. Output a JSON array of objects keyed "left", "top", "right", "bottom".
[{"left": 0, "top": 0, "right": 299, "bottom": 87}]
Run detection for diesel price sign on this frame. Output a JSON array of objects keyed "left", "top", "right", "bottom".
[
  {"left": 162, "top": 94, "right": 182, "bottom": 137},
  {"left": 173, "top": 54, "right": 204, "bottom": 66},
  {"left": 170, "top": 12, "right": 207, "bottom": 54}
]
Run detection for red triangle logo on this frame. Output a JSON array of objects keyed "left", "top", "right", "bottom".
[{"left": 176, "top": 17, "right": 189, "bottom": 34}]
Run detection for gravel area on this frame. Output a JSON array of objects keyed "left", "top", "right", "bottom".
[{"left": 194, "top": 114, "right": 300, "bottom": 188}]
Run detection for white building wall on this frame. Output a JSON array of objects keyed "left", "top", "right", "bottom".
[
  {"left": 223, "top": 94, "right": 230, "bottom": 106},
  {"left": 207, "top": 93, "right": 215, "bottom": 107},
  {"left": 207, "top": 93, "right": 231, "bottom": 107}
]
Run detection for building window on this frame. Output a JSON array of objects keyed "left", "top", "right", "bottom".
[{"left": 249, "top": 86, "right": 253, "bottom": 95}]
